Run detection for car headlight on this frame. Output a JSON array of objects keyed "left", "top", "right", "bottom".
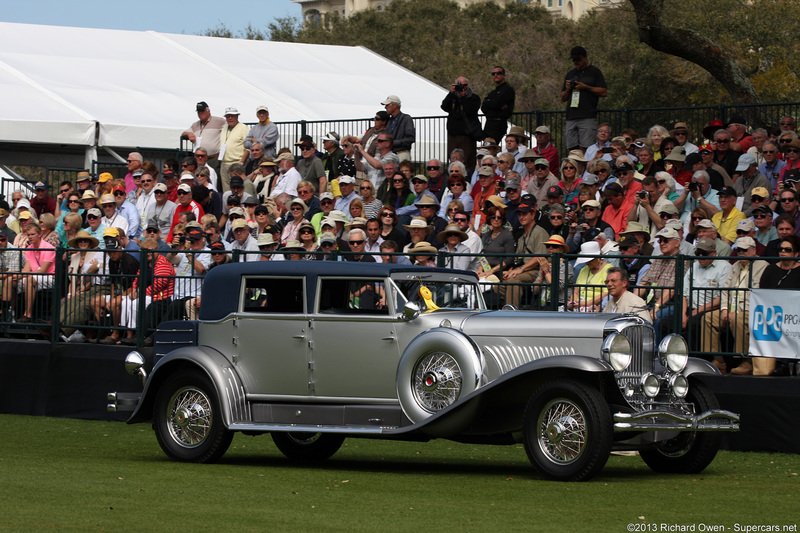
[
  {"left": 640, "top": 373, "right": 660, "bottom": 398},
  {"left": 602, "top": 332, "right": 632, "bottom": 371},
  {"left": 669, "top": 374, "right": 689, "bottom": 398},
  {"left": 658, "top": 334, "right": 688, "bottom": 373}
]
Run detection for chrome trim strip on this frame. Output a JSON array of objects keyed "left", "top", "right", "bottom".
[
  {"left": 613, "top": 409, "right": 740, "bottom": 431},
  {"left": 246, "top": 394, "right": 400, "bottom": 404},
  {"left": 229, "top": 423, "right": 388, "bottom": 434}
]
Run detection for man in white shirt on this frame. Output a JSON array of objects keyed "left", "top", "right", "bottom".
[{"left": 271, "top": 153, "right": 302, "bottom": 201}]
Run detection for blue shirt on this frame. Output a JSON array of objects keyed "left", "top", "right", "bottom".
[
  {"left": 758, "top": 159, "right": 787, "bottom": 190},
  {"left": 117, "top": 201, "right": 142, "bottom": 239}
]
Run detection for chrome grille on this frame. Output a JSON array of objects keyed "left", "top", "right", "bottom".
[{"left": 616, "top": 324, "right": 656, "bottom": 408}]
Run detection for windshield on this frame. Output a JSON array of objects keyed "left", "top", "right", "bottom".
[{"left": 394, "top": 279, "right": 485, "bottom": 311}]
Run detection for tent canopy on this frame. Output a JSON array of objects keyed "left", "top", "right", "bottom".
[{"left": 0, "top": 22, "right": 448, "bottom": 151}]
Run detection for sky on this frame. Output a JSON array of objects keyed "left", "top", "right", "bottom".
[{"left": 1, "top": 0, "right": 299, "bottom": 35}]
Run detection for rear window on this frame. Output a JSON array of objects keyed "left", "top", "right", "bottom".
[{"left": 241, "top": 277, "right": 304, "bottom": 314}]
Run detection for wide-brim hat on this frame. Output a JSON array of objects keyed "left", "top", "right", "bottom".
[
  {"left": 781, "top": 139, "right": 800, "bottom": 153},
  {"left": 566, "top": 149, "right": 588, "bottom": 163},
  {"left": 290, "top": 198, "right": 309, "bottom": 214},
  {"left": 702, "top": 119, "right": 725, "bottom": 141},
  {"left": 325, "top": 210, "right": 350, "bottom": 224},
  {"left": 574, "top": 241, "right": 601, "bottom": 266},
  {"left": 620, "top": 221, "right": 649, "bottom": 236},
  {"left": 402, "top": 216, "right": 434, "bottom": 234},
  {"left": 408, "top": 242, "right": 439, "bottom": 255},
  {"left": 437, "top": 224, "right": 468, "bottom": 244},
  {"left": 507, "top": 126, "right": 530, "bottom": 144},
  {"left": 481, "top": 138, "right": 500, "bottom": 149},
  {"left": 543, "top": 234, "right": 569, "bottom": 253},
  {"left": 67, "top": 230, "right": 99, "bottom": 249},
  {"left": 519, "top": 148, "right": 540, "bottom": 162},
  {"left": 281, "top": 240, "right": 306, "bottom": 252},
  {"left": 670, "top": 122, "right": 693, "bottom": 137},
  {"left": 81, "top": 190, "right": 98, "bottom": 200},
  {"left": 414, "top": 195, "right": 440, "bottom": 209},
  {"left": 345, "top": 217, "right": 368, "bottom": 232},
  {"left": 482, "top": 195, "right": 507, "bottom": 213}
]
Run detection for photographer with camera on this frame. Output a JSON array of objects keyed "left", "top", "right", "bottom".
[
  {"left": 626, "top": 175, "right": 675, "bottom": 240},
  {"left": 675, "top": 170, "right": 721, "bottom": 223},
  {"left": 441, "top": 76, "right": 481, "bottom": 172},
  {"left": 567, "top": 199, "right": 614, "bottom": 253},
  {"left": 560, "top": 46, "right": 607, "bottom": 153}
]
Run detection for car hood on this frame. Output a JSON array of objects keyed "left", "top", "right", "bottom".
[{"left": 459, "top": 310, "right": 616, "bottom": 380}]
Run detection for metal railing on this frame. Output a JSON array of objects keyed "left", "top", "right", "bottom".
[{"left": 0, "top": 244, "right": 784, "bottom": 360}]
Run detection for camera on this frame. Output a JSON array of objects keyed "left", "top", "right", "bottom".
[
  {"left": 637, "top": 191, "right": 648, "bottom": 199},
  {"left": 179, "top": 235, "right": 186, "bottom": 245},
  {"left": 600, "top": 147, "right": 614, "bottom": 154},
  {"left": 689, "top": 182, "right": 699, "bottom": 192},
  {"left": 454, "top": 83, "right": 466, "bottom": 92}
]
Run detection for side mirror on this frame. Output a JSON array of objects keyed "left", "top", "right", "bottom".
[{"left": 402, "top": 302, "right": 420, "bottom": 321}]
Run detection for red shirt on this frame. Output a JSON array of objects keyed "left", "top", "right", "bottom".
[
  {"left": 133, "top": 254, "right": 175, "bottom": 301},
  {"left": 167, "top": 201, "right": 205, "bottom": 241},
  {"left": 602, "top": 201, "right": 633, "bottom": 239}
]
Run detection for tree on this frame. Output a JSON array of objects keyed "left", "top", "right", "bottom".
[{"left": 628, "top": 0, "right": 761, "bottom": 105}]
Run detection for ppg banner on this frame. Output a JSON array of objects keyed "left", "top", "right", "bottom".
[{"left": 749, "top": 289, "right": 800, "bottom": 359}]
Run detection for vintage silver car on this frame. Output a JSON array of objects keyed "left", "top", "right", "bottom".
[{"left": 108, "top": 261, "right": 739, "bottom": 481}]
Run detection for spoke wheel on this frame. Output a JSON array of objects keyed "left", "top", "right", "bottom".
[
  {"left": 154, "top": 369, "right": 233, "bottom": 463},
  {"left": 412, "top": 352, "right": 462, "bottom": 413},
  {"left": 523, "top": 378, "right": 612, "bottom": 482},
  {"left": 272, "top": 432, "right": 344, "bottom": 462},
  {"left": 640, "top": 381, "right": 722, "bottom": 474}
]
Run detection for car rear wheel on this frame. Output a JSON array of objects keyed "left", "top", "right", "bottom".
[
  {"left": 272, "top": 432, "right": 345, "bottom": 461},
  {"left": 154, "top": 369, "right": 233, "bottom": 463},
  {"left": 522, "top": 378, "right": 612, "bottom": 482},
  {"left": 640, "top": 381, "right": 721, "bottom": 474}
]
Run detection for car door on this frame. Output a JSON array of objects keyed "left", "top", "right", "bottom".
[
  {"left": 232, "top": 275, "right": 310, "bottom": 397},
  {"left": 310, "top": 276, "right": 402, "bottom": 400}
]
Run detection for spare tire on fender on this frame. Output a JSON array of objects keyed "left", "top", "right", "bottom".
[{"left": 396, "top": 328, "right": 485, "bottom": 424}]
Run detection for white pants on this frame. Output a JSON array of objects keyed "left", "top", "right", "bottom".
[{"left": 120, "top": 294, "right": 152, "bottom": 329}]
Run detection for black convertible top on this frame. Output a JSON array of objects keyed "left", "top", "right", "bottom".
[{"left": 199, "top": 261, "right": 476, "bottom": 320}]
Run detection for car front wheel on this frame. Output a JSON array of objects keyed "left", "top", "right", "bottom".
[
  {"left": 639, "top": 381, "right": 722, "bottom": 474},
  {"left": 272, "top": 432, "right": 345, "bottom": 462},
  {"left": 522, "top": 378, "right": 613, "bottom": 482},
  {"left": 154, "top": 369, "right": 233, "bottom": 463}
]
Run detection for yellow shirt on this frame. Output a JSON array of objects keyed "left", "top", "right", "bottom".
[
  {"left": 221, "top": 122, "right": 249, "bottom": 164},
  {"left": 712, "top": 207, "right": 745, "bottom": 243}
]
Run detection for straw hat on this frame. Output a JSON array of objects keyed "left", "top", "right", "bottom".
[
  {"left": 543, "top": 234, "right": 569, "bottom": 253},
  {"left": 67, "top": 230, "right": 99, "bottom": 249},
  {"left": 408, "top": 242, "right": 439, "bottom": 255},
  {"left": 437, "top": 224, "right": 468, "bottom": 244},
  {"left": 402, "top": 216, "right": 434, "bottom": 234}
]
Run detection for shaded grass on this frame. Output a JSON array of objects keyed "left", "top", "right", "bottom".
[{"left": 1, "top": 414, "right": 799, "bottom": 532}]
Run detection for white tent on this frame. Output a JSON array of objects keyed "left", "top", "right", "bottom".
[{"left": 0, "top": 22, "right": 449, "bottom": 167}]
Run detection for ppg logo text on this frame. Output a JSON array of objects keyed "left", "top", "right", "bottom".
[{"left": 753, "top": 305, "right": 783, "bottom": 341}]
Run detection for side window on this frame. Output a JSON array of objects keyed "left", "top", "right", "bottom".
[
  {"left": 242, "top": 277, "right": 304, "bottom": 314},
  {"left": 318, "top": 278, "right": 389, "bottom": 315}
]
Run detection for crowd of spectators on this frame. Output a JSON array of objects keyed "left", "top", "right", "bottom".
[{"left": 2, "top": 50, "right": 799, "bottom": 375}]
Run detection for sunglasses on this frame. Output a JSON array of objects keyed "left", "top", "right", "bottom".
[
  {"left": 534, "top": 165, "right": 548, "bottom": 170},
  {"left": 780, "top": 139, "right": 793, "bottom": 143},
  {"left": 788, "top": 148, "right": 800, "bottom": 154},
  {"left": 141, "top": 179, "right": 153, "bottom": 183},
  {"left": 781, "top": 197, "right": 796, "bottom": 202},
  {"left": 762, "top": 150, "right": 777, "bottom": 154},
  {"left": 491, "top": 71, "right": 504, "bottom": 75},
  {"left": 781, "top": 121, "right": 794, "bottom": 126},
  {"left": 321, "top": 200, "right": 334, "bottom": 205},
  {"left": 392, "top": 178, "right": 406, "bottom": 183},
  {"left": 174, "top": 232, "right": 185, "bottom": 237},
  {"left": 342, "top": 143, "right": 351, "bottom": 148},
  {"left": 426, "top": 165, "right": 440, "bottom": 170},
  {"left": 381, "top": 213, "right": 394, "bottom": 217},
  {"left": 754, "top": 213, "right": 771, "bottom": 219},
  {"left": 450, "top": 182, "right": 465, "bottom": 187},
  {"left": 60, "top": 188, "right": 71, "bottom": 194},
  {"left": 349, "top": 240, "right": 365, "bottom": 245},
  {"left": 453, "top": 217, "right": 468, "bottom": 222},
  {"left": 660, "top": 213, "right": 674, "bottom": 219},
  {"left": 714, "top": 139, "right": 730, "bottom": 143},
  {"left": 290, "top": 206, "right": 303, "bottom": 211},
  {"left": 780, "top": 247, "right": 796, "bottom": 253},
  {"left": 321, "top": 242, "right": 335, "bottom": 248},
  {"left": 360, "top": 186, "right": 372, "bottom": 190},
  {"left": 411, "top": 179, "right": 426, "bottom": 185},
  {"left": 146, "top": 228, "right": 159, "bottom": 234},
  {"left": 736, "top": 230, "right": 750, "bottom": 235},
  {"left": 299, "top": 229, "right": 314, "bottom": 235},
  {"left": 674, "top": 131, "right": 687, "bottom": 136},
  {"left": 563, "top": 166, "right": 576, "bottom": 170},
  {"left": 68, "top": 199, "right": 81, "bottom": 203},
  {"left": 87, "top": 215, "right": 99, "bottom": 220},
  {"left": 76, "top": 240, "right": 90, "bottom": 245},
  {"left": 489, "top": 215, "right": 504, "bottom": 220},
  {"left": 549, "top": 215, "right": 563, "bottom": 220},
  {"left": 545, "top": 244, "right": 562, "bottom": 249},
  {"left": 695, "top": 250, "right": 712, "bottom": 257},
  {"left": 618, "top": 246, "right": 634, "bottom": 251},
  {"left": 113, "top": 191, "right": 126, "bottom": 196},
  {"left": 177, "top": 190, "right": 191, "bottom": 195},
  {"left": 376, "top": 139, "right": 389, "bottom": 143}
]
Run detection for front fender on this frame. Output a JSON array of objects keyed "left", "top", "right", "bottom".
[
  {"left": 127, "top": 346, "right": 249, "bottom": 427},
  {"left": 683, "top": 357, "right": 722, "bottom": 378}
]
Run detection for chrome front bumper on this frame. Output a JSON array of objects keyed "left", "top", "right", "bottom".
[
  {"left": 613, "top": 409, "right": 740, "bottom": 431},
  {"left": 107, "top": 392, "right": 141, "bottom": 412}
]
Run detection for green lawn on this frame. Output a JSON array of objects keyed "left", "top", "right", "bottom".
[{"left": 1, "top": 414, "right": 798, "bottom": 532}]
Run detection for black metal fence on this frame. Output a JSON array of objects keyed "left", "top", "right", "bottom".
[{"left": 0, "top": 244, "right": 783, "bottom": 362}]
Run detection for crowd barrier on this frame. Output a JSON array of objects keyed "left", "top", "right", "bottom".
[{"left": 0, "top": 245, "right": 789, "bottom": 362}]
